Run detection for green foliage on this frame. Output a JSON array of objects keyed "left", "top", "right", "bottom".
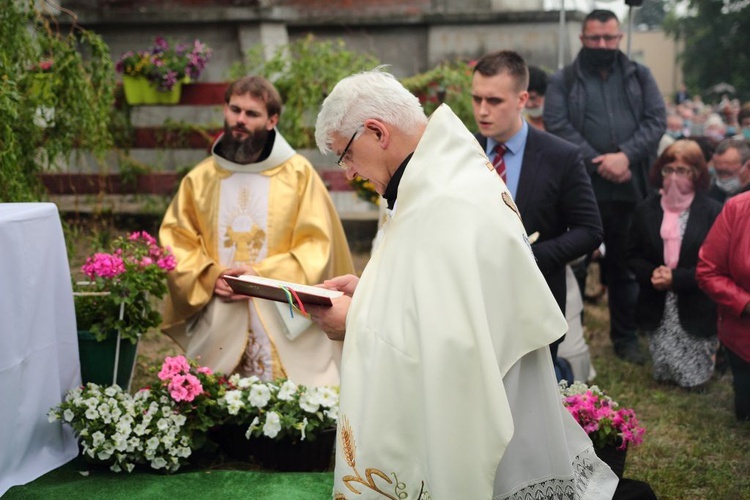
[
  {"left": 401, "top": 59, "right": 475, "bottom": 131},
  {"left": 233, "top": 37, "right": 477, "bottom": 146},
  {"left": 0, "top": 0, "right": 116, "bottom": 202},
  {"left": 632, "top": 0, "right": 668, "bottom": 29},
  {"left": 664, "top": 0, "right": 750, "bottom": 101},
  {"left": 232, "top": 35, "right": 381, "bottom": 149}
]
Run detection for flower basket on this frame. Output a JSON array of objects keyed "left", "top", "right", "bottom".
[
  {"left": 123, "top": 75, "right": 182, "bottom": 105},
  {"left": 249, "top": 427, "right": 336, "bottom": 472},
  {"left": 594, "top": 441, "right": 628, "bottom": 478},
  {"left": 116, "top": 37, "right": 211, "bottom": 98}
]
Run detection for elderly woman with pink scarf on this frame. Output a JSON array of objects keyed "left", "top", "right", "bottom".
[{"left": 627, "top": 140, "right": 723, "bottom": 389}]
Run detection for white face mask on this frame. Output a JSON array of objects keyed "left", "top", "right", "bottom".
[
  {"left": 715, "top": 175, "right": 741, "bottom": 194},
  {"left": 524, "top": 106, "right": 544, "bottom": 119}
]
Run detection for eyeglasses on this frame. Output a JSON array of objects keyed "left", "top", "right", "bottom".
[
  {"left": 336, "top": 125, "right": 363, "bottom": 170},
  {"left": 582, "top": 34, "right": 623, "bottom": 43},
  {"left": 661, "top": 166, "right": 693, "bottom": 177}
]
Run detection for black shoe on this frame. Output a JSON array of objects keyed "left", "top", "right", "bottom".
[{"left": 615, "top": 344, "right": 647, "bottom": 365}]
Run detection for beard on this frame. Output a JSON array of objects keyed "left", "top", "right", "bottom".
[{"left": 219, "top": 122, "right": 271, "bottom": 164}]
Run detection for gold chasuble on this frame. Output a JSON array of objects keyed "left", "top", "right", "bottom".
[
  {"left": 160, "top": 130, "right": 354, "bottom": 386},
  {"left": 333, "top": 106, "right": 618, "bottom": 499}
]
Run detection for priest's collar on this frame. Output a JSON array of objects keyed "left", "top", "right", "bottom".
[
  {"left": 384, "top": 153, "right": 413, "bottom": 210},
  {"left": 211, "top": 128, "right": 296, "bottom": 173}
]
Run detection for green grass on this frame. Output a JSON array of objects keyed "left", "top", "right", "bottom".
[{"left": 583, "top": 298, "right": 750, "bottom": 499}]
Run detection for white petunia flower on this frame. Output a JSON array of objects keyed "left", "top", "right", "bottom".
[
  {"left": 277, "top": 380, "right": 298, "bottom": 401},
  {"left": 146, "top": 436, "right": 160, "bottom": 451},
  {"left": 92, "top": 431, "right": 105, "bottom": 448},
  {"left": 245, "top": 416, "right": 261, "bottom": 440},
  {"left": 317, "top": 387, "right": 339, "bottom": 408},
  {"left": 249, "top": 385, "right": 271, "bottom": 408},
  {"left": 299, "top": 392, "right": 320, "bottom": 413},
  {"left": 237, "top": 375, "right": 260, "bottom": 389},
  {"left": 156, "top": 418, "right": 170, "bottom": 431},
  {"left": 262, "top": 412, "right": 281, "bottom": 438}
]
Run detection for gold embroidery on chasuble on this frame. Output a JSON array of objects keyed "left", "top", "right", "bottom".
[
  {"left": 221, "top": 184, "right": 267, "bottom": 266},
  {"left": 219, "top": 178, "right": 279, "bottom": 380},
  {"left": 502, "top": 191, "right": 522, "bottom": 223},
  {"left": 335, "top": 415, "right": 430, "bottom": 499}
]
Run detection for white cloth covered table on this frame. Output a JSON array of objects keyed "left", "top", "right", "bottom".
[{"left": 0, "top": 203, "right": 80, "bottom": 496}]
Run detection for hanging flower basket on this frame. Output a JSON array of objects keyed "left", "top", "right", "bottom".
[{"left": 123, "top": 75, "right": 182, "bottom": 105}]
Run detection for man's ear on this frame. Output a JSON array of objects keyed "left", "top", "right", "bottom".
[
  {"left": 364, "top": 119, "right": 389, "bottom": 148},
  {"left": 266, "top": 114, "right": 280, "bottom": 130}
]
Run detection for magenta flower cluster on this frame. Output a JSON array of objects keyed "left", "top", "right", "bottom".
[
  {"left": 82, "top": 231, "right": 175, "bottom": 280},
  {"left": 158, "top": 355, "right": 212, "bottom": 403},
  {"left": 561, "top": 386, "right": 645, "bottom": 450},
  {"left": 82, "top": 253, "right": 126, "bottom": 279}
]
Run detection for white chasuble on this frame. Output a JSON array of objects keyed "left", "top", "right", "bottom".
[{"left": 333, "top": 105, "right": 618, "bottom": 499}]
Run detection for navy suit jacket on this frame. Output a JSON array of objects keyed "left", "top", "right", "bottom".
[{"left": 476, "top": 126, "right": 603, "bottom": 312}]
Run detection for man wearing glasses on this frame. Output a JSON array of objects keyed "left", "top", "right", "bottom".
[
  {"left": 159, "top": 76, "right": 353, "bottom": 386},
  {"left": 309, "top": 69, "right": 619, "bottom": 499},
  {"left": 544, "top": 9, "right": 666, "bottom": 365}
]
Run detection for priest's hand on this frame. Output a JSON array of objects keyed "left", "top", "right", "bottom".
[
  {"left": 307, "top": 296, "right": 351, "bottom": 341},
  {"left": 319, "top": 274, "right": 360, "bottom": 297},
  {"left": 215, "top": 266, "right": 256, "bottom": 301}
]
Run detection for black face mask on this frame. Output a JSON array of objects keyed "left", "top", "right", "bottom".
[{"left": 580, "top": 47, "right": 618, "bottom": 69}]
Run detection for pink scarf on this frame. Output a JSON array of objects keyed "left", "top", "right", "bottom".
[{"left": 659, "top": 176, "right": 695, "bottom": 269}]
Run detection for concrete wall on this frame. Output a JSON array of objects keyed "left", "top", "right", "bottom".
[{"left": 622, "top": 29, "right": 682, "bottom": 98}]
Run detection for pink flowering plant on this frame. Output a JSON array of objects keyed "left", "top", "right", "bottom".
[
  {"left": 115, "top": 37, "right": 212, "bottom": 91},
  {"left": 74, "top": 231, "right": 176, "bottom": 343},
  {"left": 559, "top": 381, "right": 645, "bottom": 450},
  {"left": 154, "top": 355, "right": 224, "bottom": 435},
  {"left": 49, "top": 356, "right": 225, "bottom": 473}
]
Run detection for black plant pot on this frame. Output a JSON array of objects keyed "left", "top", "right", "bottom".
[
  {"left": 250, "top": 428, "right": 336, "bottom": 472},
  {"left": 595, "top": 443, "right": 627, "bottom": 478}
]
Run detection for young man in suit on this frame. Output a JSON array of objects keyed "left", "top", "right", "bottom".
[{"left": 472, "top": 50, "right": 603, "bottom": 360}]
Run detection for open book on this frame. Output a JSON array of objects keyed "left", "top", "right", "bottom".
[{"left": 223, "top": 275, "right": 343, "bottom": 307}]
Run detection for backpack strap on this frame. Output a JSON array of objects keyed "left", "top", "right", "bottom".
[{"left": 563, "top": 64, "right": 576, "bottom": 96}]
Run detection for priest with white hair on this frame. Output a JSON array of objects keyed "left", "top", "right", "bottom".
[{"left": 307, "top": 69, "right": 619, "bottom": 499}]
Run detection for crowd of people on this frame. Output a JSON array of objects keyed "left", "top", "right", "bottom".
[{"left": 153, "top": 7, "right": 748, "bottom": 498}]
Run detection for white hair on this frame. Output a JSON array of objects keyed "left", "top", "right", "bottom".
[{"left": 314, "top": 68, "right": 428, "bottom": 154}]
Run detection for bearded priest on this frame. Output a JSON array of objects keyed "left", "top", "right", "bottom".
[
  {"left": 159, "top": 76, "right": 354, "bottom": 387},
  {"left": 308, "top": 69, "right": 619, "bottom": 499}
]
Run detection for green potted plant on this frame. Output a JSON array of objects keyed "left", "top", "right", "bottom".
[
  {"left": 216, "top": 374, "right": 340, "bottom": 471},
  {"left": 115, "top": 37, "right": 212, "bottom": 104},
  {"left": 73, "top": 231, "right": 176, "bottom": 389}
]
